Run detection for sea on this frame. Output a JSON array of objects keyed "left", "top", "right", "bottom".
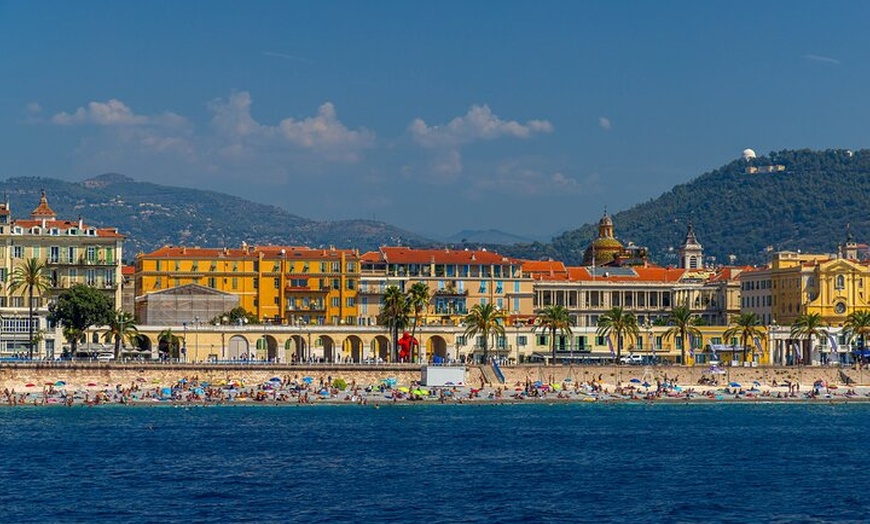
[{"left": 1, "top": 403, "right": 867, "bottom": 524}]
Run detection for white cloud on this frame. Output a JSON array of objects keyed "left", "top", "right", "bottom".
[
  {"left": 409, "top": 104, "right": 552, "bottom": 148},
  {"left": 278, "top": 102, "right": 375, "bottom": 152},
  {"left": 598, "top": 117, "right": 612, "bottom": 131},
  {"left": 25, "top": 102, "right": 42, "bottom": 114},
  {"left": 804, "top": 54, "right": 840, "bottom": 65},
  {"left": 461, "top": 161, "right": 591, "bottom": 198},
  {"left": 51, "top": 99, "right": 187, "bottom": 128},
  {"left": 207, "top": 92, "right": 374, "bottom": 161}
]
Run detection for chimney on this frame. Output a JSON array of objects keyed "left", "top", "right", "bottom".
[{"left": 78, "top": 216, "right": 83, "bottom": 229}]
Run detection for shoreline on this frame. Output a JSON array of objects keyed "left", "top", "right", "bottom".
[{"left": 2, "top": 363, "right": 868, "bottom": 408}]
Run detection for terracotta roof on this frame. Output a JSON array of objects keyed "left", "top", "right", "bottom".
[
  {"left": 30, "top": 191, "right": 56, "bottom": 218},
  {"left": 563, "top": 265, "right": 686, "bottom": 282},
  {"left": 379, "top": 247, "right": 518, "bottom": 265},
  {"left": 12, "top": 219, "right": 124, "bottom": 238},
  {"left": 140, "top": 245, "right": 358, "bottom": 260}
]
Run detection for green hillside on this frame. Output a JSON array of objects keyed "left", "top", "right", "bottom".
[
  {"left": 499, "top": 149, "right": 870, "bottom": 265},
  {"left": 0, "top": 174, "right": 432, "bottom": 260}
]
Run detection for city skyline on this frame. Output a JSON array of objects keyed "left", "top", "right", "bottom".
[{"left": 2, "top": 2, "right": 869, "bottom": 240}]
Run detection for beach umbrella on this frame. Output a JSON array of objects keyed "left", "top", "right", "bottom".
[
  {"left": 302, "top": 376, "right": 314, "bottom": 384},
  {"left": 533, "top": 381, "right": 543, "bottom": 388},
  {"left": 55, "top": 380, "right": 66, "bottom": 387},
  {"left": 160, "top": 387, "right": 172, "bottom": 398},
  {"left": 729, "top": 382, "right": 742, "bottom": 388},
  {"left": 753, "top": 381, "right": 761, "bottom": 386},
  {"left": 25, "top": 383, "right": 36, "bottom": 388},
  {"left": 178, "top": 378, "right": 188, "bottom": 384},
  {"left": 398, "top": 386, "right": 410, "bottom": 393},
  {"left": 629, "top": 378, "right": 642, "bottom": 384},
  {"left": 87, "top": 382, "right": 98, "bottom": 387},
  {"left": 642, "top": 382, "right": 651, "bottom": 389},
  {"left": 136, "top": 377, "right": 146, "bottom": 382},
  {"left": 200, "top": 381, "right": 210, "bottom": 387},
  {"left": 269, "top": 377, "right": 282, "bottom": 383}
]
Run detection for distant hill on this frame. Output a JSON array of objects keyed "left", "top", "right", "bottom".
[
  {"left": 497, "top": 149, "right": 870, "bottom": 266},
  {"left": 0, "top": 174, "right": 433, "bottom": 260},
  {"left": 444, "top": 229, "right": 540, "bottom": 245}
]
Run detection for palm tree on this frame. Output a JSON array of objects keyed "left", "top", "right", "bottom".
[
  {"left": 407, "top": 282, "right": 430, "bottom": 356},
  {"left": 537, "top": 305, "right": 574, "bottom": 365},
  {"left": 463, "top": 303, "right": 505, "bottom": 364},
  {"left": 379, "top": 285, "right": 410, "bottom": 362},
  {"left": 102, "top": 310, "right": 139, "bottom": 359},
  {"left": 8, "top": 257, "right": 50, "bottom": 359},
  {"left": 724, "top": 312, "right": 765, "bottom": 363},
  {"left": 843, "top": 310, "right": 870, "bottom": 356},
  {"left": 664, "top": 306, "right": 701, "bottom": 365},
  {"left": 596, "top": 306, "right": 639, "bottom": 363},
  {"left": 62, "top": 326, "right": 84, "bottom": 356},
  {"left": 158, "top": 328, "right": 182, "bottom": 360},
  {"left": 790, "top": 312, "right": 829, "bottom": 363}
]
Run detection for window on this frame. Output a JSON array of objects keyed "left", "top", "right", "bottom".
[
  {"left": 346, "top": 297, "right": 355, "bottom": 307},
  {"left": 12, "top": 246, "right": 22, "bottom": 258},
  {"left": 68, "top": 247, "right": 75, "bottom": 263},
  {"left": 208, "top": 277, "right": 216, "bottom": 288},
  {"left": 331, "top": 261, "right": 340, "bottom": 272},
  {"left": 87, "top": 246, "right": 96, "bottom": 262},
  {"left": 456, "top": 335, "right": 466, "bottom": 346},
  {"left": 49, "top": 246, "right": 59, "bottom": 263},
  {"left": 232, "top": 277, "right": 238, "bottom": 289},
  {"left": 836, "top": 275, "right": 845, "bottom": 290},
  {"left": 479, "top": 281, "right": 487, "bottom": 293},
  {"left": 537, "top": 334, "right": 549, "bottom": 346},
  {"left": 517, "top": 335, "right": 527, "bottom": 346},
  {"left": 87, "top": 269, "right": 96, "bottom": 286},
  {"left": 331, "top": 278, "right": 340, "bottom": 290},
  {"left": 274, "top": 277, "right": 280, "bottom": 289},
  {"left": 346, "top": 279, "right": 355, "bottom": 290},
  {"left": 331, "top": 297, "right": 340, "bottom": 307},
  {"left": 253, "top": 278, "right": 258, "bottom": 289}
]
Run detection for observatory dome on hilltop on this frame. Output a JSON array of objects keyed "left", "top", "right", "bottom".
[{"left": 742, "top": 148, "right": 757, "bottom": 161}]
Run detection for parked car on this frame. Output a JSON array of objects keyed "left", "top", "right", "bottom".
[
  {"left": 97, "top": 352, "right": 115, "bottom": 362},
  {"left": 619, "top": 354, "right": 643, "bottom": 365}
]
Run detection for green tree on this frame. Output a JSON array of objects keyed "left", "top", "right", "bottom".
[
  {"left": 664, "top": 306, "right": 702, "bottom": 365},
  {"left": 102, "top": 310, "right": 139, "bottom": 359},
  {"left": 843, "top": 310, "right": 870, "bottom": 353},
  {"left": 596, "top": 307, "right": 639, "bottom": 363},
  {"left": 407, "top": 282, "right": 430, "bottom": 356},
  {"left": 724, "top": 312, "right": 765, "bottom": 362},
  {"left": 790, "top": 312, "right": 829, "bottom": 363},
  {"left": 47, "top": 284, "right": 113, "bottom": 355},
  {"left": 463, "top": 303, "right": 505, "bottom": 364},
  {"left": 537, "top": 305, "right": 574, "bottom": 365},
  {"left": 379, "top": 285, "right": 410, "bottom": 362},
  {"left": 8, "top": 257, "right": 50, "bottom": 359},
  {"left": 158, "top": 328, "right": 183, "bottom": 360},
  {"left": 214, "top": 306, "right": 258, "bottom": 326}
]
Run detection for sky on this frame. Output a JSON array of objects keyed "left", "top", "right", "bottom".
[{"left": 2, "top": 2, "right": 870, "bottom": 241}]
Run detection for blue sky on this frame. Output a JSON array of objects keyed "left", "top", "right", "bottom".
[{"left": 2, "top": 2, "right": 869, "bottom": 240}]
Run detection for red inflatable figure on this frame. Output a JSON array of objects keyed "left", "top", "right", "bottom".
[{"left": 397, "top": 331, "right": 418, "bottom": 363}]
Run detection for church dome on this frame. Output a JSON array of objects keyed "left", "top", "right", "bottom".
[{"left": 583, "top": 237, "right": 623, "bottom": 266}]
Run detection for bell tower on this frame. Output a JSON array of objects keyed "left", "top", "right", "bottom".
[{"left": 679, "top": 222, "right": 704, "bottom": 269}]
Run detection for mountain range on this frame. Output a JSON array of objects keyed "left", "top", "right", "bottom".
[{"left": 3, "top": 148, "right": 868, "bottom": 265}]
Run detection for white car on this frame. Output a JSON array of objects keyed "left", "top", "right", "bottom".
[
  {"left": 97, "top": 353, "right": 115, "bottom": 362},
  {"left": 619, "top": 354, "right": 643, "bottom": 365}
]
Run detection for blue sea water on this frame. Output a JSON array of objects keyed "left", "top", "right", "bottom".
[{"left": 0, "top": 403, "right": 868, "bottom": 524}]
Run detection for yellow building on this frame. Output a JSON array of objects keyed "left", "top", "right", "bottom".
[
  {"left": 740, "top": 250, "right": 870, "bottom": 327},
  {"left": 135, "top": 245, "right": 360, "bottom": 325},
  {"left": 0, "top": 191, "right": 125, "bottom": 358},
  {"left": 359, "top": 247, "right": 535, "bottom": 328}
]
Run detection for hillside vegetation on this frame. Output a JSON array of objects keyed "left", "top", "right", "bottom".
[
  {"left": 498, "top": 149, "right": 869, "bottom": 265},
  {"left": 0, "top": 174, "right": 432, "bottom": 259}
]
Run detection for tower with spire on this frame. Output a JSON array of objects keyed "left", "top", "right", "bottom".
[{"left": 679, "top": 222, "right": 704, "bottom": 269}]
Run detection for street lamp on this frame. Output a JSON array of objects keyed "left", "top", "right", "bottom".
[
  {"left": 514, "top": 320, "right": 523, "bottom": 365},
  {"left": 181, "top": 322, "right": 187, "bottom": 363}
]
